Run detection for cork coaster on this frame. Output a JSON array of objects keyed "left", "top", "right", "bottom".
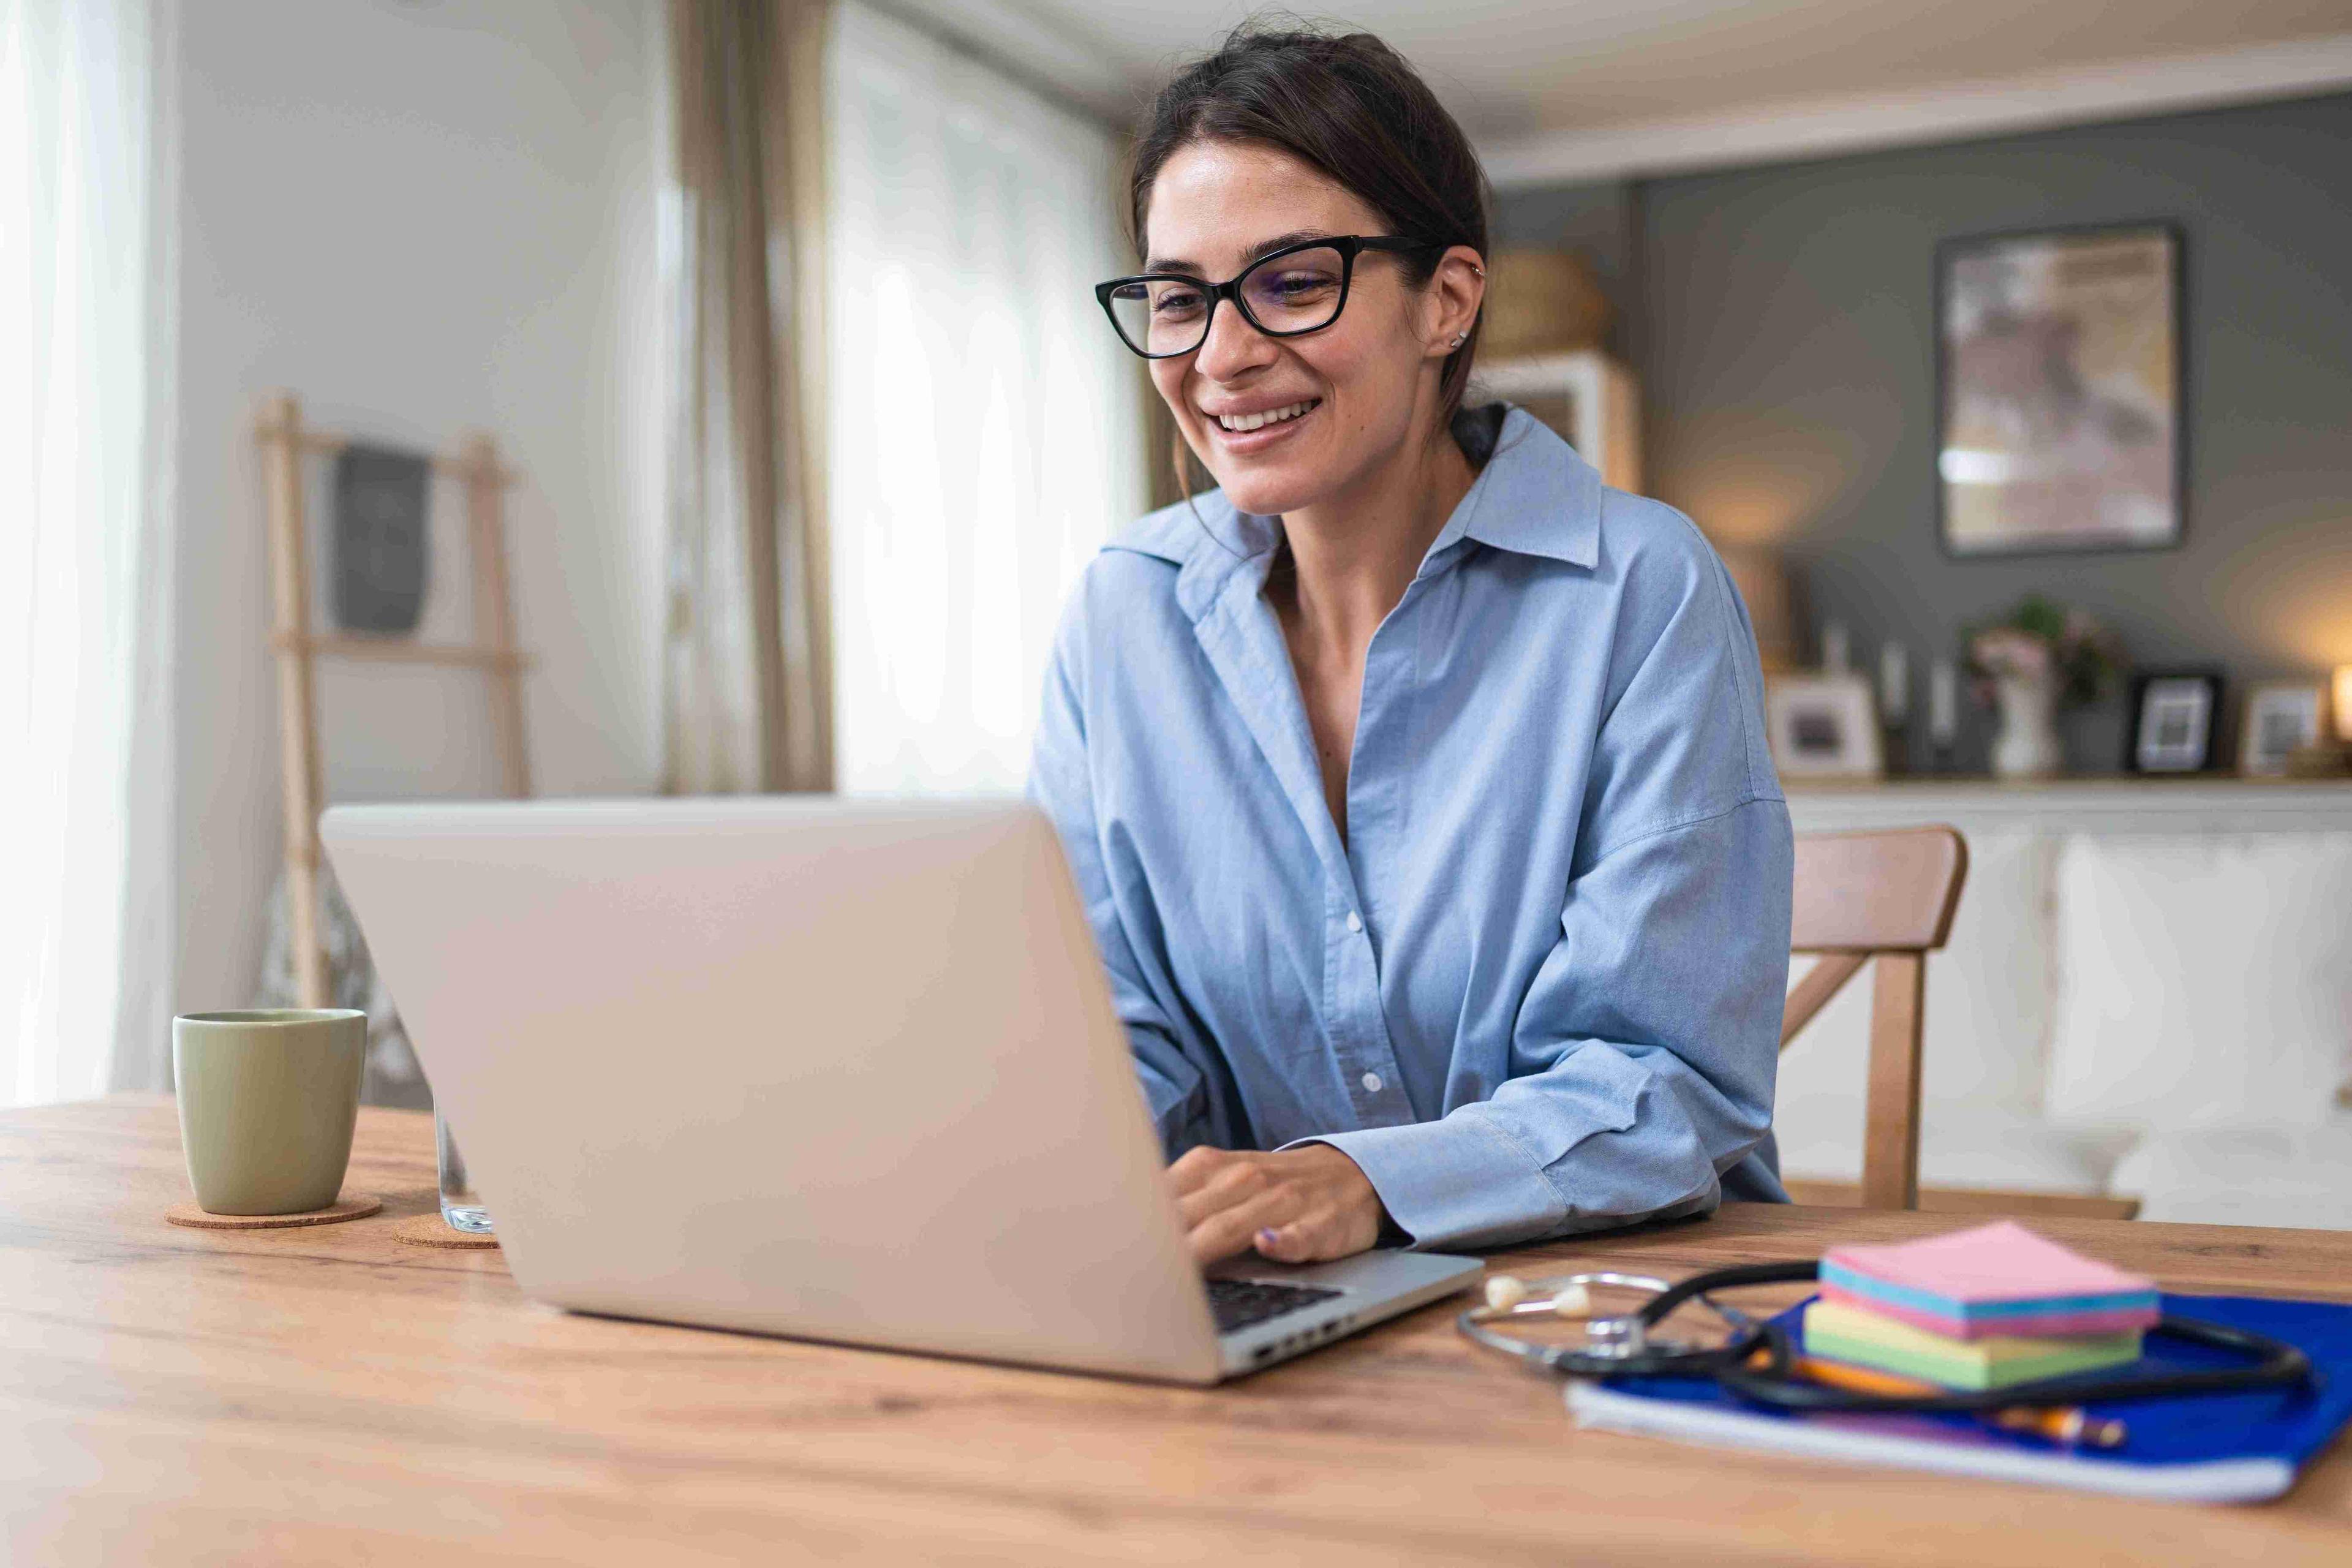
[
  {"left": 165, "top": 1194, "right": 383, "bottom": 1230},
  {"left": 391, "top": 1211, "right": 501, "bottom": 1250}
]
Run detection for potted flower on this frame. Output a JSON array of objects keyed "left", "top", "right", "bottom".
[{"left": 1964, "top": 596, "right": 2124, "bottom": 778}]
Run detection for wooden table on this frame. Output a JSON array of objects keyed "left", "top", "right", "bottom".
[{"left": 7, "top": 1097, "right": 2351, "bottom": 1565}]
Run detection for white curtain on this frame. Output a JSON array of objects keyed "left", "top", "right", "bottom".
[
  {"left": 824, "top": 2, "right": 1145, "bottom": 795},
  {"left": 0, "top": 0, "right": 178, "bottom": 1104}
]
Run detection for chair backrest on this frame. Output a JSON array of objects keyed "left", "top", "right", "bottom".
[{"left": 1780, "top": 826, "right": 1969, "bottom": 1210}]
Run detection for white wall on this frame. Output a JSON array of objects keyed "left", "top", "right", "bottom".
[{"left": 170, "top": 1, "right": 663, "bottom": 1033}]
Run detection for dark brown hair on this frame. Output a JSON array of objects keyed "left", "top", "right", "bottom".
[{"left": 1128, "top": 22, "right": 1491, "bottom": 432}]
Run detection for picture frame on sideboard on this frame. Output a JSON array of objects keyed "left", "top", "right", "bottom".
[
  {"left": 1764, "top": 673, "right": 1884, "bottom": 780},
  {"left": 2127, "top": 669, "right": 2223, "bottom": 774},
  {"left": 2239, "top": 681, "right": 2327, "bottom": 777}
]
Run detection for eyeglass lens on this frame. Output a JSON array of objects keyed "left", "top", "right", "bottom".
[{"left": 1106, "top": 244, "right": 1349, "bottom": 357}]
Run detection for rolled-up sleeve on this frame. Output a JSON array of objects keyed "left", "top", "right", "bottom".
[{"left": 1304, "top": 798, "right": 1792, "bottom": 1250}]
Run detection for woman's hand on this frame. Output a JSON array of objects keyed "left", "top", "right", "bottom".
[{"left": 1167, "top": 1143, "right": 1388, "bottom": 1266}]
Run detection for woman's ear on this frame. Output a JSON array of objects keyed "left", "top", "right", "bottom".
[{"left": 1424, "top": 244, "right": 1486, "bottom": 358}]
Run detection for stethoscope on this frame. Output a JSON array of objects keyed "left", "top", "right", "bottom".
[{"left": 1458, "top": 1259, "right": 2314, "bottom": 1415}]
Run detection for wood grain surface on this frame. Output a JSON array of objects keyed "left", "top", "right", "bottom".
[{"left": 6, "top": 1096, "right": 2350, "bottom": 1566}]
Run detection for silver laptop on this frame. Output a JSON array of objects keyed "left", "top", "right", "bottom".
[{"left": 322, "top": 797, "right": 1478, "bottom": 1384}]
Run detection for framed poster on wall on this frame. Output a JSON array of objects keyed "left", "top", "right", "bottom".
[{"left": 1937, "top": 222, "right": 2182, "bottom": 557}]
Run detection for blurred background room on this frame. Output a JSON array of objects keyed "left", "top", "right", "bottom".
[{"left": 9, "top": 0, "right": 2351, "bottom": 1224}]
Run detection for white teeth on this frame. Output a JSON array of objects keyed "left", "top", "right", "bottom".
[{"left": 1215, "top": 399, "right": 1316, "bottom": 432}]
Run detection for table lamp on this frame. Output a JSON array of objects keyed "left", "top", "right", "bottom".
[{"left": 2337, "top": 665, "right": 2352, "bottom": 744}]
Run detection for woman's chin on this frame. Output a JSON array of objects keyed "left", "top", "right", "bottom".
[{"left": 1205, "top": 463, "right": 1324, "bottom": 519}]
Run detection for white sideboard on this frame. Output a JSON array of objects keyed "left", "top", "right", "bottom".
[
  {"left": 1777, "top": 777, "right": 2352, "bottom": 1227},
  {"left": 1785, "top": 776, "right": 2352, "bottom": 835}
]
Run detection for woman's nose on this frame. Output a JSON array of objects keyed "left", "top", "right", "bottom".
[{"left": 1193, "top": 297, "right": 1276, "bottom": 380}]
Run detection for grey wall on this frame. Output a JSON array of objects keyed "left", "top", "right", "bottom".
[{"left": 1497, "top": 92, "right": 2352, "bottom": 769}]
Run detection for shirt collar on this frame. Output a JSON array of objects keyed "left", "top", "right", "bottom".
[
  {"left": 1102, "top": 404, "right": 1601, "bottom": 620},
  {"left": 1437, "top": 405, "right": 1602, "bottom": 569}
]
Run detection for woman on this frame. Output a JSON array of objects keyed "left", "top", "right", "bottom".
[{"left": 1028, "top": 26, "right": 1792, "bottom": 1267}]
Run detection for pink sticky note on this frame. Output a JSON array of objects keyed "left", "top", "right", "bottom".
[{"left": 1824, "top": 1221, "right": 2154, "bottom": 1305}]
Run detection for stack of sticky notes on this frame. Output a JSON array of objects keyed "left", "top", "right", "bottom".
[{"left": 1801, "top": 1221, "right": 2160, "bottom": 1391}]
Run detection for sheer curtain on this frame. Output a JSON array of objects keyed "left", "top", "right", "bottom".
[
  {"left": 0, "top": 0, "right": 178, "bottom": 1105},
  {"left": 824, "top": 3, "right": 1145, "bottom": 795}
]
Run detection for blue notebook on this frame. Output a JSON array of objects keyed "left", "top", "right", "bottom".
[{"left": 1567, "top": 1292, "right": 2352, "bottom": 1503}]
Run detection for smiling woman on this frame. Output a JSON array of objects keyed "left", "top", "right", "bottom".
[{"left": 1028, "top": 24, "right": 1794, "bottom": 1270}]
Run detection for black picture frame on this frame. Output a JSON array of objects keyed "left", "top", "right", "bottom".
[
  {"left": 1935, "top": 221, "right": 2186, "bottom": 559},
  {"left": 2125, "top": 669, "right": 2223, "bottom": 774}
]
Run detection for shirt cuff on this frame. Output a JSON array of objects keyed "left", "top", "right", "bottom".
[{"left": 1284, "top": 1112, "right": 1568, "bottom": 1253}]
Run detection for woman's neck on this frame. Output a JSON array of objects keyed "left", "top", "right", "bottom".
[{"left": 1271, "top": 421, "right": 1477, "bottom": 653}]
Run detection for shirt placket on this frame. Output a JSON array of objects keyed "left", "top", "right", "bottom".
[
  {"left": 1328, "top": 572, "right": 1442, "bottom": 1129},
  {"left": 1322, "top": 883, "right": 1410, "bottom": 1126},
  {"left": 1191, "top": 554, "right": 1423, "bottom": 1135}
]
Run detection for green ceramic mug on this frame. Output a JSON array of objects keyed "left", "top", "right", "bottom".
[{"left": 173, "top": 1009, "right": 368, "bottom": 1215}]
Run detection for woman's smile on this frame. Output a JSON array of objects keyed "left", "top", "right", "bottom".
[{"left": 1202, "top": 394, "right": 1323, "bottom": 454}]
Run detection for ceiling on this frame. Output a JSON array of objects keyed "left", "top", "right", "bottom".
[{"left": 886, "top": 0, "right": 2352, "bottom": 183}]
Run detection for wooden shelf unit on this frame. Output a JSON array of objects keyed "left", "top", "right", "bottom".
[{"left": 256, "top": 391, "right": 533, "bottom": 1007}]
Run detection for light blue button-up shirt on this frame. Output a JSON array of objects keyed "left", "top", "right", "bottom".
[{"left": 1027, "top": 406, "right": 1793, "bottom": 1251}]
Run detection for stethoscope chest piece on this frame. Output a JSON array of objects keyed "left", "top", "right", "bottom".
[{"left": 1582, "top": 1312, "right": 1648, "bottom": 1357}]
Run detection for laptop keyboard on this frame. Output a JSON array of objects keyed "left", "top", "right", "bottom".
[{"left": 1207, "top": 1278, "right": 1344, "bottom": 1334}]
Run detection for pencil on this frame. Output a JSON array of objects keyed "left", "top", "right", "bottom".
[{"left": 1782, "top": 1353, "right": 2128, "bottom": 1449}]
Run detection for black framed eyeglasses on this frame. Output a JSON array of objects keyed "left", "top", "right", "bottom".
[{"left": 1093, "top": 234, "right": 1445, "bottom": 360}]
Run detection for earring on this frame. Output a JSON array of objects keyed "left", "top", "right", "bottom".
[{"left": 1450, "top": 332, "right": 1468, "bottom": 348}]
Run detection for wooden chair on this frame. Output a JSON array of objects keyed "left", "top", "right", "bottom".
[
  {"left": 1778, "top": 827, "right": 2154, "bottom": 1222},
  {"left": 1778, "top": 826, "right": 1967, "bottom": 1211},
  {"left": 1777, "top": 827, "right": 2142, "bottom": 1219}
]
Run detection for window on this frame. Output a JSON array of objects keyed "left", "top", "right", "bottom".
[{"left": 825, "top": 3, "right": 1145, "bottom": 794}]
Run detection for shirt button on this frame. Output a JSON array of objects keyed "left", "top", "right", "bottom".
[
  {"left": 1345, "top": 910, "right": 1363, "bottom": 932},
  {"left": 1361, "top": 1071, "right": 1384, "bottom": 1093}
]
